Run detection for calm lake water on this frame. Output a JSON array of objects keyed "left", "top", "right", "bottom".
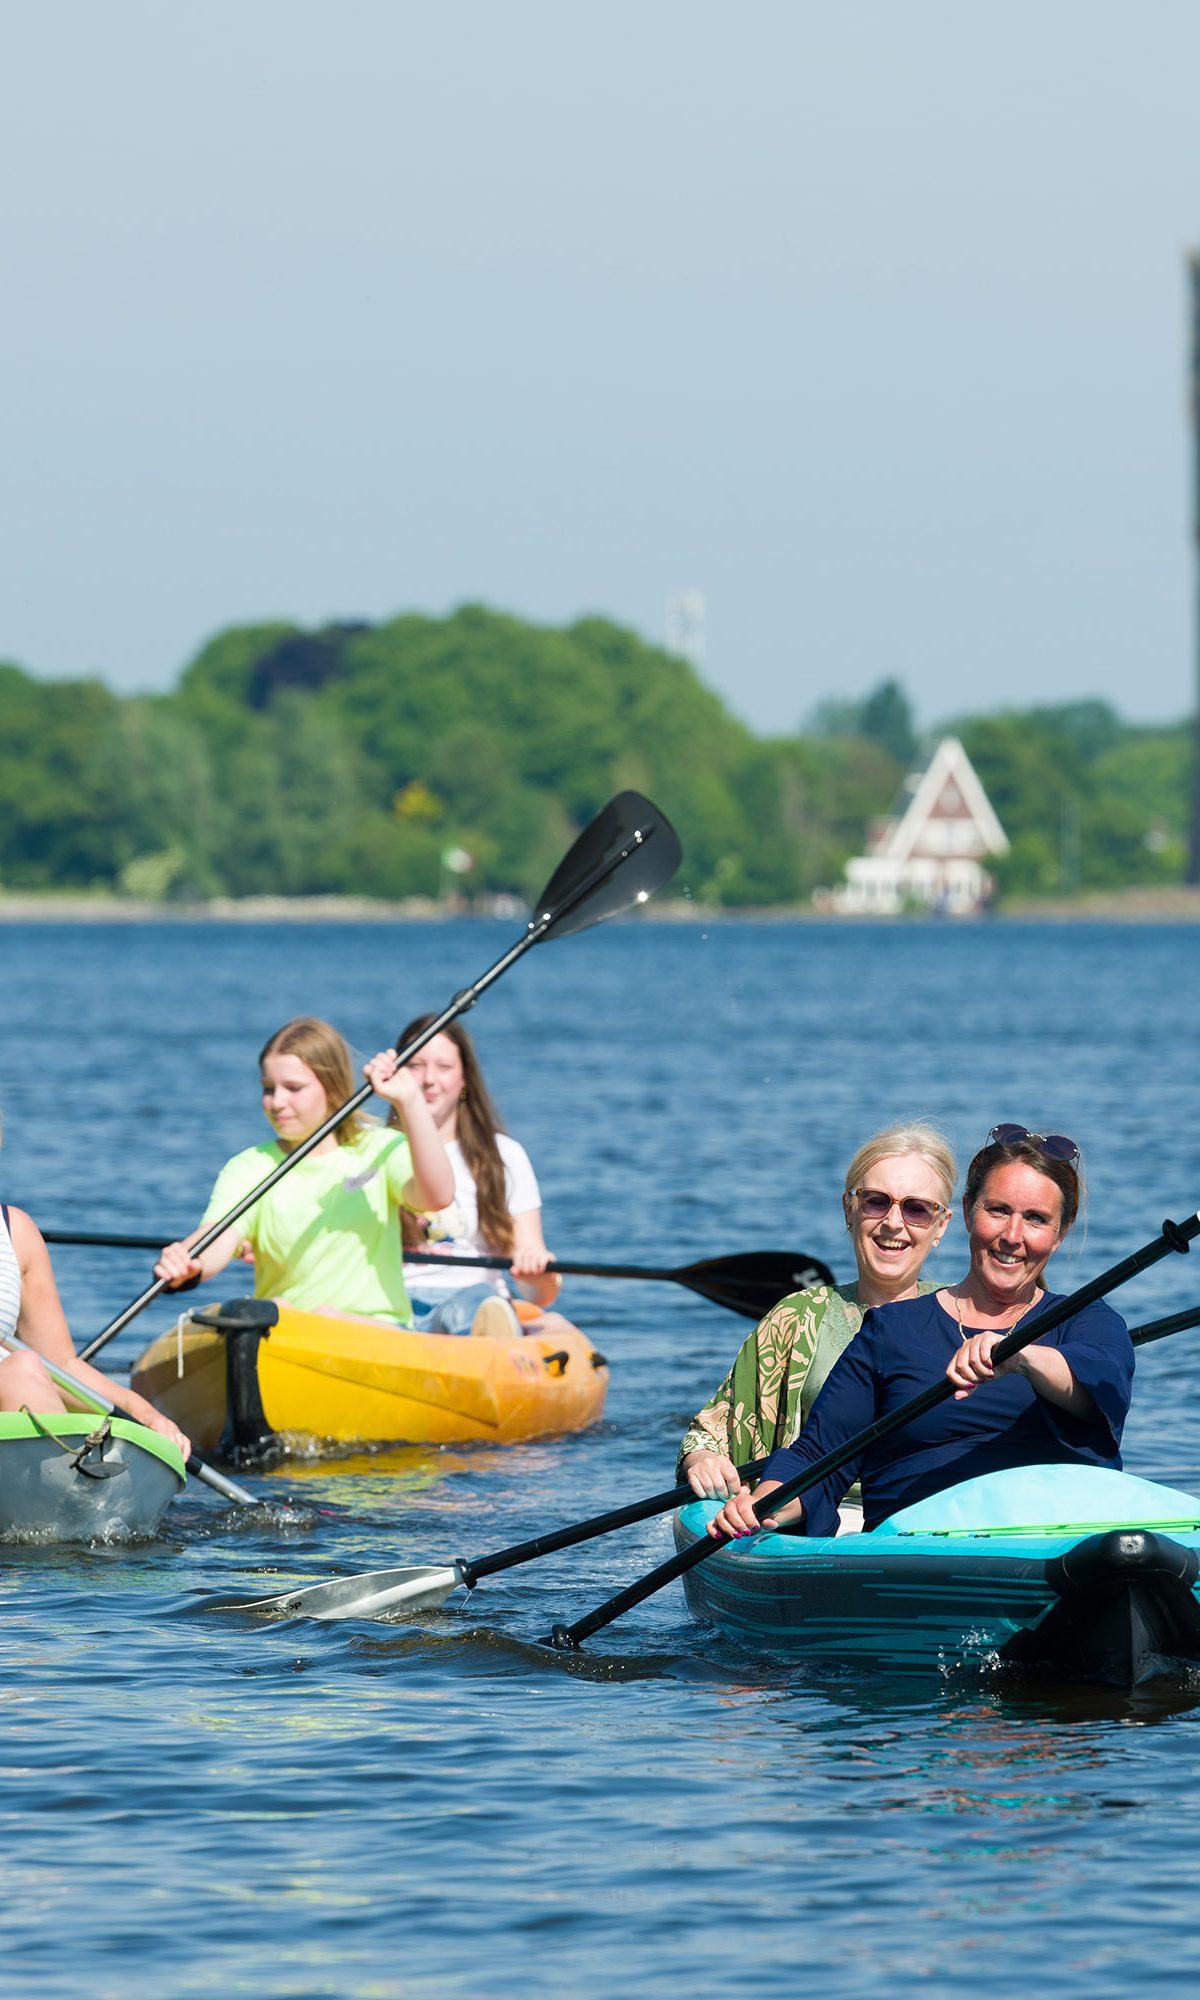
[{"left": 1, "top": 917, "right": 1199, "bottom": 1999}]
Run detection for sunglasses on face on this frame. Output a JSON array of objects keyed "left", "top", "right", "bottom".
[
  {"left": 851, "top": 1188, "right": 947, "bottom": 1230},
  {"left": 987, "top": 1124, "right": 1080, "bottom": 1169}
]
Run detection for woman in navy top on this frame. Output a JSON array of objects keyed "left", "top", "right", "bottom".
[{"left": 707, "top": 1126, "right": 1134, "bottom": 1541}]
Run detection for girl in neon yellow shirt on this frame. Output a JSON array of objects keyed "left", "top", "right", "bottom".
[{"left": 155, "top": 1017, "right": 454, "bottom": 1324}]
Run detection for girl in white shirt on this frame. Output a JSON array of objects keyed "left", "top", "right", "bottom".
[{"left": 396, "top": 1016, "right": 560, "bottom": 1338}]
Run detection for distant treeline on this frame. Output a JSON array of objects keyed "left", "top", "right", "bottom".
[{"left": 0, "top": 607, "right": 1190, "bottom": 906}]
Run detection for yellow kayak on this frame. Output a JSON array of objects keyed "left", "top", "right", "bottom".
[{"left": 130, "top": 1296, "right": 609, "bottom": 1463}]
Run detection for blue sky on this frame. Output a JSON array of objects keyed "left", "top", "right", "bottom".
[{"left": 2, "top": 1, "right": 1198, "bottom": 735}]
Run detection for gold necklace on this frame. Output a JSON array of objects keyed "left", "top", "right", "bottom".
[{"left": 953, "top": 1286, "right": 1036, "bottom": 1343}]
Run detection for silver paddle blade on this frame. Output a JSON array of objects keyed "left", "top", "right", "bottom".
[{"left": 216, "top": 1562, "right": 466, "bottom": 1621}]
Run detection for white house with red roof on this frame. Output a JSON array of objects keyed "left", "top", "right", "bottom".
[{"left": 831, "top": 736, "right": 1008, "bottom": 916}]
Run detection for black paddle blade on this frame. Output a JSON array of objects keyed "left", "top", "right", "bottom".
[
  {"left": 681, "top": 1251, "right": 836, "bottom": 1320},
  {"left": 532, "top": 791, "right": 682, "bottom": 941}
]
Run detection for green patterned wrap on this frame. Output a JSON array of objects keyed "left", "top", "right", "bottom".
[{"left": 676, "top": 1281, "right": 940, "bottom": 1493}]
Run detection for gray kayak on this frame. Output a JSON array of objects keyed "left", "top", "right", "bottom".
[{"left": 0, "top": 1410, "right": 186, "bottom": 1543}]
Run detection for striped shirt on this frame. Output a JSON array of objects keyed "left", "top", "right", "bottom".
[{"left": 0, "top": 1206, "right": 20, "bottom": 1340}]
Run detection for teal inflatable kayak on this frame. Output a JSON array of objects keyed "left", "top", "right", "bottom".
[
  {"left": 674, "top": 1465, "right": 1200, "bottom": 1686},
  {"left": 0, "top": 1410, "right": 186, "bottom": 1543}
]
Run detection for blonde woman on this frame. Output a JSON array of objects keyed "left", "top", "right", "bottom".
[
  {"left": 679, "top": 1122, "right": 956, "bottom": 1500},
  {"left": 709, "top": 1126, "right": 1132, "bottom": 1542},
  {"left": 155, "top": 1016, "right": 454, "bottom": 1324}
]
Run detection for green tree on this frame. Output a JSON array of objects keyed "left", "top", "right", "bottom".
[
  {"left": 858, "top": 681, "right": 917, "bottom": 766},
  {"left": 956, "top": 704, "right": 1189, "bottom": 898},
  {"left": 808, "top": 678, "right": 917, "bottom": 767},
  {"left": 0, "top": 665, "right": 143, "bottom": 887},
  {"left": 3, "top": 614, "right": 1193, "bottom": 911}
]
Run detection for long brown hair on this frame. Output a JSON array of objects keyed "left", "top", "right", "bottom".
[
  {"left": 258, "top": 1017, "right": 366, "bottom": 1147},
  {"left": 396, "top": 1016, "right": 514, "bottom": 1253}
]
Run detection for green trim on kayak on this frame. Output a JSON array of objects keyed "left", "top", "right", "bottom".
[
  {"left": 897, "top": 1516, "right": 1200, "bottom": 1539},
  {"left": 0, "top": 1410, "right": 186, "bottom": 1482}
]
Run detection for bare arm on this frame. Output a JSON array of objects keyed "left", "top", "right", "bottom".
[
  {"left": 365, "top": 1051, "right": 455, "bottom": 1211},
  {"left": 680, "top": 1294, "right": 811, "bottom": 1499},
  {"left": 509, "top": 1208, "right": 561, "bottom": 1310},
  {"left": 679, "top": 1397, "right": 738, "bottom": 1496},
  {"left": 12, "top": 1206, "right": 82, "bottom": 1372},
  {"left": 12, "top": 1209, "right": 191, "bottom": 1456},
  {"left": 678, "top": 1352, "right": 739, "bottom": 1495}
]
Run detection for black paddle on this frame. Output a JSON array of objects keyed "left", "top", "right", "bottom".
[
  {"left": 210, "top": 1456, "right": 772, "bottom": 1619},
  {"left": 197, "top": 1297, "right": 1200, "bottom": 1621},
  {"left": 42, "top": 1232, "right": 193, "bottom": 1252},
  {"left": 548, "top": 1209, "right": 1200, "bottom": 1650},
  {"left": 1128, "top": 1303, "right": 1200, "bottom": 1349},
  {"left": 77, "top": 791, "right": 681, "bottom": 1365},
  {"left": 42, "top": 1238, "right": 836, "bottom": 1322},
  {"left": 400, "top": 1248, "right": 836, "bottom": 1319}
]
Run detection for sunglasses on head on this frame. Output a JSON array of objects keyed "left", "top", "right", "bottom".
[
  {"left": 851, "top": 1188, "right": 947, "bottom": 1230},
  {"left": 987, "top": 1124, "right": 1080, "bottom": 1168}
]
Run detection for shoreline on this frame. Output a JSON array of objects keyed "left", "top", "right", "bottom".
[{"left": 3, "top": 886, "right": 1200, "bottom": 924}]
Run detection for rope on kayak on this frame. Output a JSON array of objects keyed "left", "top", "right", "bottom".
[{"left": 20, "top": 1407, "right": 124, "bottom": 1479}]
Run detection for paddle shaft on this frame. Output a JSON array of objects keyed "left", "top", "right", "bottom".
[
  {"left": 0, "top": 1332, "right": 254, "bottom": 1504},
  {"left": 78, "top": 806, "right": 671, "bottom": 1365},
  {"left": 46, "top": 1237, "right": 831, "bottom": 1321},
  {"left": 408, "top": 1250, "right": 736, "bottom": 1282},
  {"left": 44, "top": 1231, "right": 186, "bottom": 1252},
  {"left": 405, "top": 1246, "right": 833, "bottom": 1318},
  {"left": 458, "top": 1458, "right": 768, "bottom": 1587},
  {"left": 47, "top": 1238, "right": 826, "bottom": 1286},
  {"left": 1130, "top": 1305, "right": 1200, "bottom": 1348},
  {"left": 550, "top": 1209, "right": 1200, "bottom": 1650},
  {"left": 46, "top": 1236, "right": 811, "bottom": 1280}
]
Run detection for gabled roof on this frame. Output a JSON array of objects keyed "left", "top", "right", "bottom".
[{"left": 871, "top": 737, "right": 1008, "bottom": 861}]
